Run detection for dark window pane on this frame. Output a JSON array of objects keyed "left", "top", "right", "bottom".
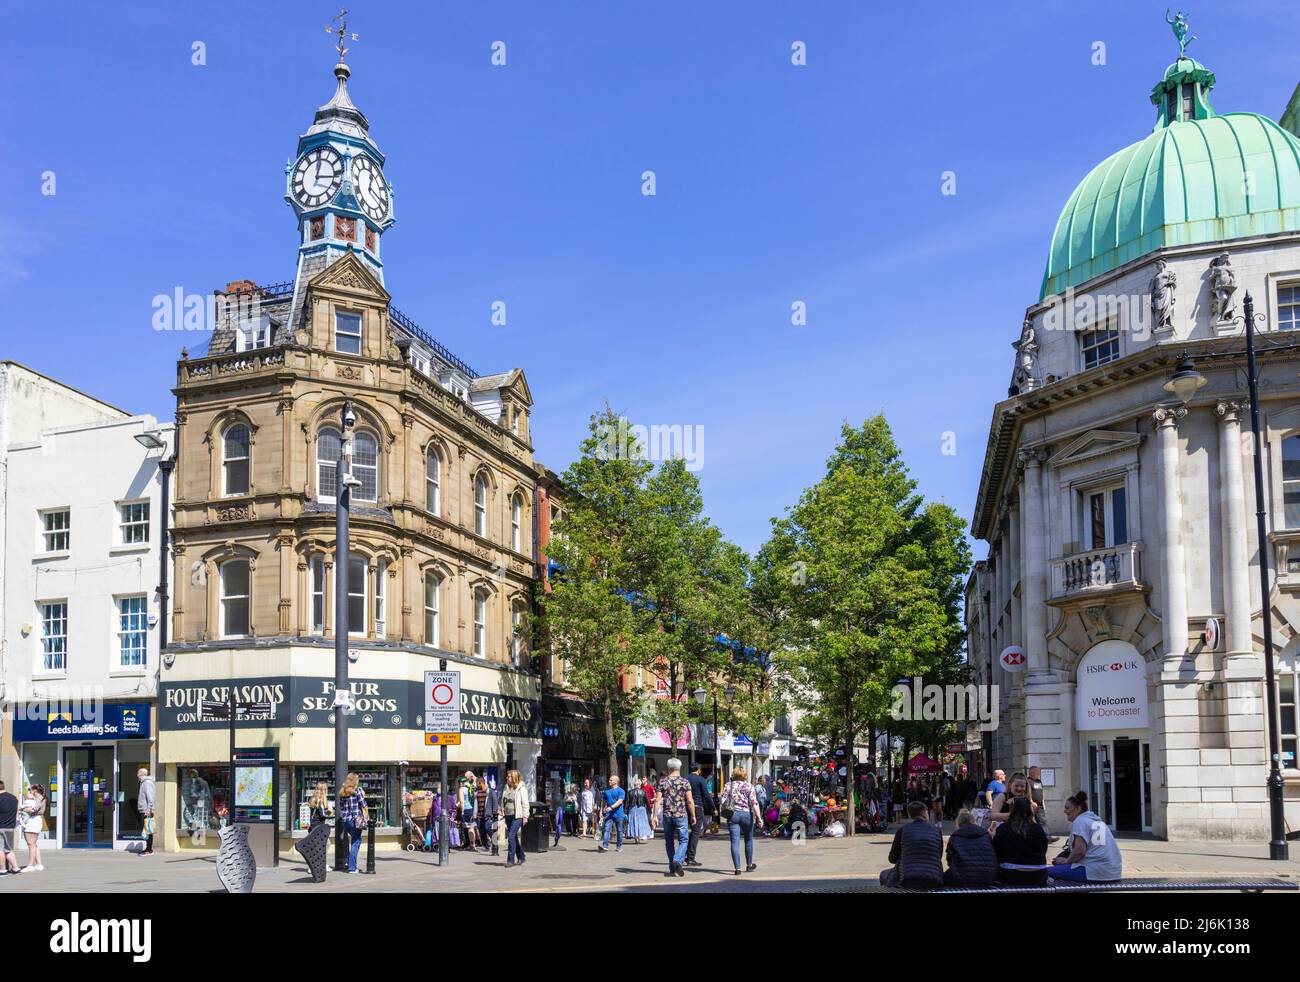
[
  {"left": 1112, "top": 487, "right": 1127, "bottom": 544},
  {"left": 1090, "top": 493, "right": 1106, "bottom": 547}
]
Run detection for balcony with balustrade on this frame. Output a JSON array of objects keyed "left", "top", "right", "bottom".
[{"left": 1049, "top": 541, "right": 1147, "bottom": 603}]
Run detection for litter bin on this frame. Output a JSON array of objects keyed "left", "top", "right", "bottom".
[{"left": 522, "top": 801, "right": 550, "bottom": 853}]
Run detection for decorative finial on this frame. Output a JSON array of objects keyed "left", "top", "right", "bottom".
[
  {"left": 325, "top": 6, "right": 359, "bottom": 64},
  {"left": 1166, "top": 9, "right": 1196, "bottom": 57}
]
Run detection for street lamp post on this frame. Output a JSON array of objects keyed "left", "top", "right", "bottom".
[
  {"left": 333, "top": 400, "right": 359, "bottom": 871},
  {"left": 1164, "top": 301, "right": 1288, "bottom": 860}
]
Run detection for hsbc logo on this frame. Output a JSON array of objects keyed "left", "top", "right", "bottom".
[{"left": 1085, "top": 660, "right": 1140, "bottom": 674}]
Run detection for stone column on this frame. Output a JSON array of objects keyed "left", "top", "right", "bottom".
[
  {"left": 1153, "top": 406, "right": 1188, "bottom": 661},
  {"left": 1018, "top": 449, "right": 1049, "bottom": 675},
  {"left": 1216, "top": 402, "right": 1252, "bottom": 658}
]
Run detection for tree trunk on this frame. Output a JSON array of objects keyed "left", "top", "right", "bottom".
[
  {"left": 605, "top": 697, "right": 618, "bottom": 783},
  {"left": 845, "top": 712, "right": 856, "bottom": 836}
]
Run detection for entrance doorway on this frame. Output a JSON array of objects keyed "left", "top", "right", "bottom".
[
  {"left": 1083, "top": 735, "right": 1151, "bottom": 834},
  {"left": 63, "top": 748, "right": 115, "bottom": 847}
]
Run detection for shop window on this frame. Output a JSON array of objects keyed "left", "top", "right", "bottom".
[
  {"left": 424, "top": 572, "right": 441, "bottom": 647},
  {"left": 1280, "top": 666, "right": 1298, "bottom": 770},
  {"left": 220, "top": 560, "right": 250, "bottom": 638},
  {"left": 222, "top": 424, "right": 250, "bottom": 496},
  {"left": 119, "top": 744, "right": 151, "bottom": 838},
  {"left": 297, "top": 766, "right": 391, "bottom": 830},
  {"left": 178, "top": 766, "right": 231, "bottom": 836}
]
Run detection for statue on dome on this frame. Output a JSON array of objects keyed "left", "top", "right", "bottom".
[
  {"left": 1208, "top": 253, "right": 1237, "bottom": 323},
  {"left": 1012, "top": 318, "right": 1039, "bottom": 393},
  {"left": 1166, "top": 10, "right": 1196, "bottom": 57},
  {"left": 1150, "top": 258, "right": 1177, "bottom": 333}
]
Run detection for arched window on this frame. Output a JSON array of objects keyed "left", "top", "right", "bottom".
[
  {"left": 345, "top": 553, "right": 367, "bottom": 636},
  {"left": 473, "top": 590, "right": 487, "bottom": 657},
  {"left": 426, "top": 448, "right": 441, "bottom": 515},
  {"left": 220, "top": 560, "right": 250, "bottom": 638},
  {"left": 374, "top": 559, "right": 387, "bottom": 639},
  {"left": 474, "top": 474, "right": 488, "bottom": 537},
  {"left": 223, "top": 424, "right": 250, "bottom": 496},
  {"left": 1284, "top": 435, "right": 1300, "bottom": 528},
  {"left": 353, "top": 432, "right": 378, "bottom": 501},
  {"left": 511, "top": 601, "right": 526, "bottom": 667},
  {"left": 424, "top": 572, "right": 441, "bottom": 647},
  {"left": 310, "top": 554, "right": 326, "bottom": 634},
  {"left": 317, "top": 428, "right": 342, "bottom": 500},
  {"left": 511, "top": 493, "right": 522, "bottom": 552}
]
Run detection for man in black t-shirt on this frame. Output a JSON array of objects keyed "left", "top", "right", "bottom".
[
  {"left": 0, "top": 781, "right": 19, "bottom": 874},
  {"left": 1027, "top": 765, "right": 1053, "bottom": 839}
]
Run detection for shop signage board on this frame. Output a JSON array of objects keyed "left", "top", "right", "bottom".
[
  {"left": 999, "top": 644, "right": 1027, "bottom": 672},
  {"left": 232, "top": 747, "right": 278, "bottom": 823},
  {"left": 1075, "top": 640, "right": 1149, "bottom": 731},
  {"left": 12, "top": 702, "right": 151, "bottom": 742},
  {"left": 160, "top": 675, "right": 543, "bottom": 738}
]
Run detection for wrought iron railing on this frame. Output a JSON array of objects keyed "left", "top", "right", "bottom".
[{"left": 387, "top": 304, "right": 479, "bottom": 379}]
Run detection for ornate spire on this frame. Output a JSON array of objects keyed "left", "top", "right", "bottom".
[{"left": 1150, "top": 12, "right": 1215, "bottom": 128}]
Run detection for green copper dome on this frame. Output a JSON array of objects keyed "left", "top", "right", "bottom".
[{"left": 1040, "top": 57, "right": 1300, "bottom": 299}]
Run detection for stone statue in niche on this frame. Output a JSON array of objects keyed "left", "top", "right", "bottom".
[
  {"left": 1150, "top": 258, "right": 1177, "bottom": 332},
  {"left": 1011, "top": 318, "right": 1039, "bottom": 392},
  {"left": 1208, "top": 252, "right": 1237, "bottom": 323}
]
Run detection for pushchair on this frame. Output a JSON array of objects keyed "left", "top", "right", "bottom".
[{"left": 404, "top": 793, "right": 434, "bottom": 852}]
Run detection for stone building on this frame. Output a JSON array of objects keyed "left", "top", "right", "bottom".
[
  {"left": 966, "top": 41, "right": 1300, "bottom": 840},
  {"left": 156, "top": 52, "right": 543, "bottom": 848}
]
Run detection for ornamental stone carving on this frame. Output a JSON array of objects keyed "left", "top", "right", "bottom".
[
  {"left": 1011, "top": 318, "right": 1039, "bottom": 393},
  {"left": 1150, "top": 258, "right": 1177, "bottom": 333},
  {"left": 1208, "top": 253, "right": 1237, "bottom": 323}
]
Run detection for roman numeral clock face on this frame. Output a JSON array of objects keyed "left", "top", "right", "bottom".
[
  {"left": 350, "top": 155, "right": 390, "bottom": 222},
  {"left": 291, "top": 147, "right": 343, "bottom": 209}
]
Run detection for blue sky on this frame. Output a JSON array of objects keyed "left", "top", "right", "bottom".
[{"left": 4, "top": 1, "right": 1299, "bottom": 558}]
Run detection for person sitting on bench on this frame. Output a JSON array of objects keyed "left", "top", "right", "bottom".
[
  {"left": 880, "top": 800, "right": 943, "bottom": 889},
  {"left": 943, "top": 808, "right": 998, "bottom": 886},
  {"left": 993, "top": 796, "right": 1049, "bottom": 886},
  {"left": 1047, "top": 790, "right": 1121, "bottom": 883}
]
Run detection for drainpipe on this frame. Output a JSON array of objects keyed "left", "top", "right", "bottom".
[{"left": 157, "top": 456, "right": 176, "bottom": 652}]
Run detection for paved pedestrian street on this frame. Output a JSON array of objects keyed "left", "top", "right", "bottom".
[{"left": 5, "top": 827, "right": 1300, "bottom": 894}]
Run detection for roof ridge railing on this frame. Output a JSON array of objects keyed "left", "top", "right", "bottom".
[{"left": 387, "top": 303, "right": 479, "bottom": 379}]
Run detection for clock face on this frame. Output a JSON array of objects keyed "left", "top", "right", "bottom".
[
  {"left": 350, "top": 155, "right": 390, "bottom": 222},
  {"left": 291, "top": 147, "right": 344, "bottom": 209}
]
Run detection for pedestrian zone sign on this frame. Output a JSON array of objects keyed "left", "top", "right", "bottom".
[{"left": 425, "top": 670, "right": 461, "bottom": 736}]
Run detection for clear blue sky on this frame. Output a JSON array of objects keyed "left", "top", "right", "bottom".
[{"left": 4, "top": 1, "right": 1298, "bottom": 557}]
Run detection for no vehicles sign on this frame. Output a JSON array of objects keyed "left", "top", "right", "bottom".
[{"left": 424, "top": 670, "right": 461, "bottom": 738}]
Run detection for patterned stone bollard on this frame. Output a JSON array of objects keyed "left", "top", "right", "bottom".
[
  {"left": 216, "top": 824, "right": 257, "bottom": 894},
  {"left": 295, "top": 822, "right": 330, "bottom": 883}
]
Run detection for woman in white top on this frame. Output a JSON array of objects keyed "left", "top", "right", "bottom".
[
  {"left": 579, "top": 779, "right": 596, "bottom": 838},
  {"left": 502, "top": 770, "right": 530, "bottom": 868},
  {"left": 1047, "top": 790, "right": 1123, "bottom": 883},
  {"left": 20, "top": 785, "right": 46, "bottom": 872}
]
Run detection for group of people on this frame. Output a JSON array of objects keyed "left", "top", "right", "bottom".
[
  {"left": 397, "top": 768, "right": 534, "bottom": 869},
  {"left": 880, "top": 767, "right": 1123, "bottom": 889}
]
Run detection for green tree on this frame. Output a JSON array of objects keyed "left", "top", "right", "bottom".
[{"left": 771, "top": 417, "right": 971, "bottom": 834}]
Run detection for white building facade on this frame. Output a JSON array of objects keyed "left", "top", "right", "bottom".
[
  {"left": 0, "top": 361, "right": 173, "bottom": 849},
  {"left": 967, "top": 48, "right": 1300, "bottom": 841}
]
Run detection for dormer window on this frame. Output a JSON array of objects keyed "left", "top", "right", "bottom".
[
  {"left": 236, "top": 315, "right": 271, "bottom": 352},
  {"left": 335, "top": 310, "right": 362, "bottom": 355},
  {"left": 1080, "top": 324, "right": 1120, "bottom": 370}
]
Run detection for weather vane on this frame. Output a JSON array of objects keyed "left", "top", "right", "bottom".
[
  {"left": 325, "top": 7, "right": 359, "bottom": 64},
  {"left": 1166, "top": 9, "right": 1196, "bottom": 57}
]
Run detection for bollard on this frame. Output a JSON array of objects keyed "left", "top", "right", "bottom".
[{"left": 365, "top": 816, "right": 376, "bottom": 874}]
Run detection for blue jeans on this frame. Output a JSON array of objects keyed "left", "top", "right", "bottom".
[
  {"left": 663, "top": 815, "right": 689, "bottom": 867},
  {"left": 507, "top": 818, "right": 524, "bottom": 864},
  {"left": 601, "top": 813, "right": 623, "bottom": 849},
  {"left": 1047, "top": 863, "right": 1089, "bottom": 882},
  {"left": 554, "top": 806, "right": 564, "bottom": 845},
  {"left": 729, "top": 811, "right": 755, "bottom": 869},
  {"left": 344, "top": 821, "right": 362, "bottom": 871}
]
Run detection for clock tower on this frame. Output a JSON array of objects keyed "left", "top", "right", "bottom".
[{"left": 285, "top": 24, "right": 394, "bottom": 289}]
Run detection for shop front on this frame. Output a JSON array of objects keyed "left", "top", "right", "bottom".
[
  {"left": 540, "top": 695, "right": 611, "bottom": 800},
  {"left": 1075, "top": 640, "right": 1153, "bottom": 835},
  {"left": 11, "top": 701, "right": 155, "bottom": 850},
  {"left": 156, "top": 644, "right": 541, "bottom": 852}
]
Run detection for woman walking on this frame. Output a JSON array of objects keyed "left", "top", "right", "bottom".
[
  {"left": 721, "top": 767, "right": 764, "bottom": 874},
  {"left": 20, "top": 784, "right": 46, "bottom": 872},
  {"left": 502, "top": 769, "right": 530, "bottom": 867},
  {"left": 337, "top": 773, "right": 368, "bottom": 873},
  {"left": 563, "top": 783, "right": 579, "bottom": 837},
  {"left": 579, "top": 779, "right": 595, "bottom": 838}
]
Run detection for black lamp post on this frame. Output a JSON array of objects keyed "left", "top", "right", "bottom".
[
  {"left": 1164, "top": 299, "right": 1288, "bottom": 860},
  {"left": 333, "top": 399, "right": 359, "bottom": 871}
]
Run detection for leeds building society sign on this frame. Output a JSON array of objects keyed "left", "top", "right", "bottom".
[{"left": 160, "top": 676, "right": 541, "bottom": 738}]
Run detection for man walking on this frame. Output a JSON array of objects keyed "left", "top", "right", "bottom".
[
  {"left": 597, "top": 775, "right": 625, "bottom": 853},
  {"left": 0, "top": 782, "right": 18, "bottom": 875},
  {"left": 137, "top": 767, "right": 156, "bottom": 856},
  {"left": 654, "top": 758, "right": 696, "bottom": 877},
  {"left": 1027, "top": 765, "right": 1053, "bottom": 840},
  {"left": 684, "top": 763, "right": 713, "bottom": 866}
]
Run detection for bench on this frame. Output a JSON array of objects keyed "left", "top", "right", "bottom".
[{"left": 872, "top": 877, "right": 1298, "bottom": 894}]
